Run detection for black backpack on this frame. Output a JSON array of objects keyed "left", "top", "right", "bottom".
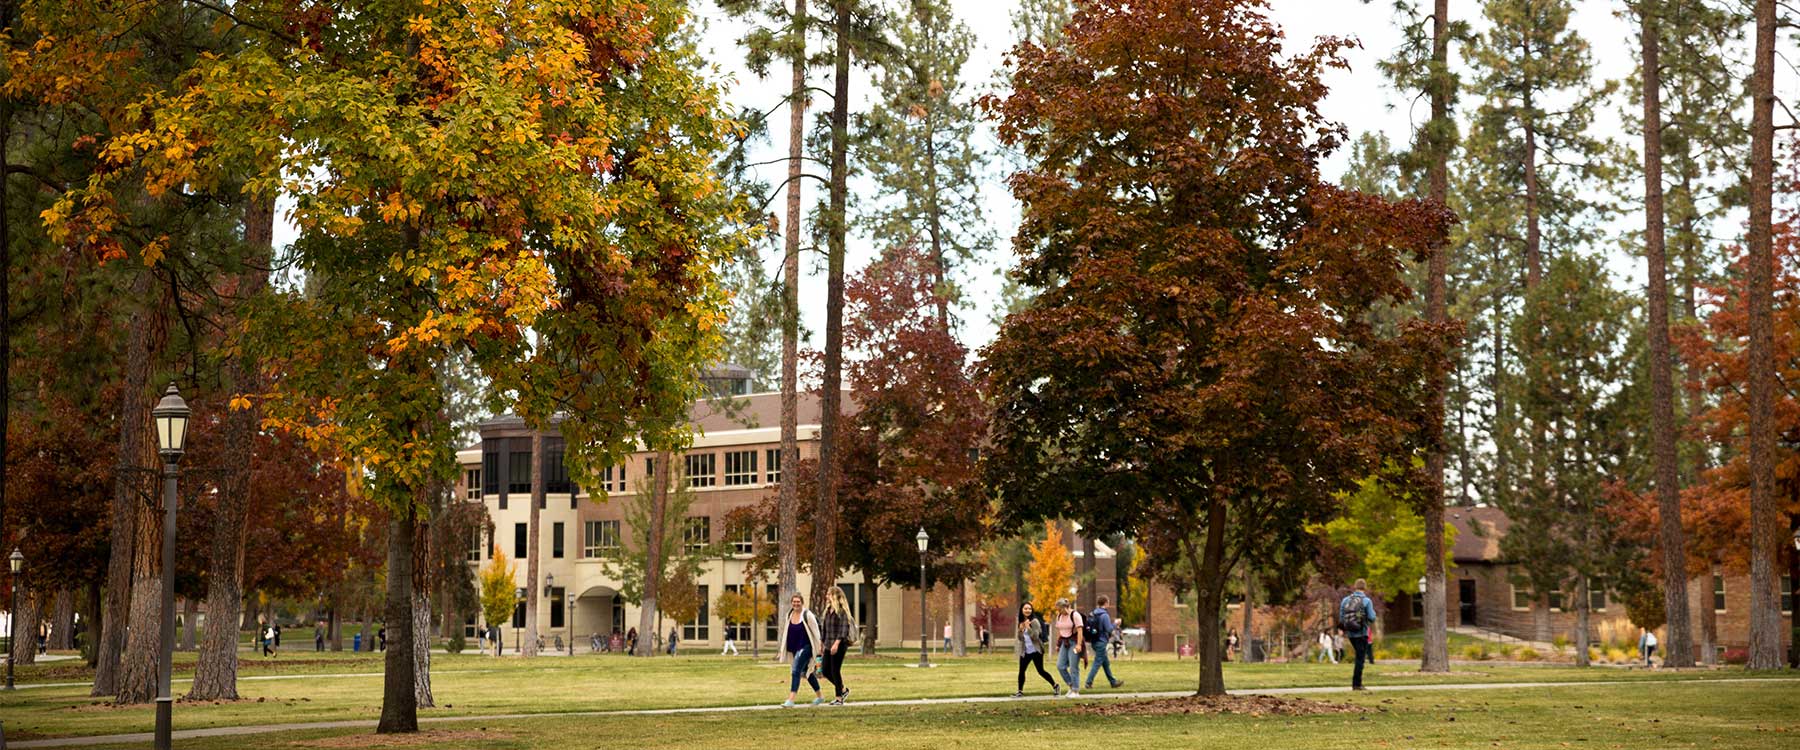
[
  {"left": 1084, "top": 609, "right": 1108, "bottom": 643},
  {"left": 1339, "top": 592, "right": 1367, "bottom": 631}
]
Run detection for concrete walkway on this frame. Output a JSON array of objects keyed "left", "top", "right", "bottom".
[{"left": 9, "top": 676, "right": 1796, "bottom": 749}]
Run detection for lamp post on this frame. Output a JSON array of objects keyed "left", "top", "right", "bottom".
[
  {"left": 566, "top": 596, "right": 575, "bottom": 656},
  {"left": 916, "top": 528, "right": 930, "bottom": 668},
  {"left": 6, "top": 548, "right": 22, "bottom": 691},
  {"left": 515, "top": 587, "right": 526, "bottom": 654},
  {"left": 151, "top": 383, "right": 189, "bottom": 750}
]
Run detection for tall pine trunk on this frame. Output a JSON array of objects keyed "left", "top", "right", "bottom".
[
  {"left": 189, "top": 196, "right": 273, "bottom": 699},
  {"left": 1573, "top": 577, "right": 1591, "bottom": 666},
  {"left": 116, "top": 359, "right": 165, "bottom": 705},
  {"left": 180, "top": 598, "right": 198, "bottom": 651},
  {"left": 636, "top": 451, "right": 671, "bottom": 656},
  {"left": 93, "top": 273, "right": 156, "bottom": 697},
  {"left": 1638, "top": 7, "right": 1695, "bottom": 668},
  {"left": 810, "top": 0, "right": 850, "bottom": 611},
  {"left": 524, "top": 432, "right": 542, "bottom": 657},
  {"left": 776, "top": 0, "right": 807, "bottom": 614},
  {"left": 1700, "top": 565, "right": 1719, "bottom": 665},
  {"left": 50, "top": 590, "right": 75, "bottom": 650},
  {"left": 1742, "top": 0, "right": 1782, "bottom": 671},
  {"left": 861, "top": 569, "right": 878, "bottom": 655},
  {"left": 377, "top": 509, "right": 419, "bottom": 733},
  {"left": 1419, "top": 0, "right": 1453, "bottom": 676},
  {"left": 8, "top": 588, "right": 39, "bottom": 665},
  {"left": 413, "top": 589, "right": 433, "bottom": 707}
]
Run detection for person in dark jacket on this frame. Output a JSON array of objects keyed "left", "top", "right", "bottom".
[
  {"left": 820, "top": 587, "right": 855, "bottom": 704},
  {"left": 1084, "top": 595, "right": 1124, "bottom": 690},
  {"left": 1338, "top": 579, "right": 1378, "bottom": 691},
  {"left": 1013, "top": 602, "right": 1061, "bottom": 698}
]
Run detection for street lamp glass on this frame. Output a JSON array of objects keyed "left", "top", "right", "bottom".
[
  {"left": 545, "top": 573, "right": 555, "bottom": 593},
  {"left": 1419, "top": 576, "right": 1428, "bottom": 594},
  {"left": 8, "top": 548, "right": 21, "bottom": 574},
  {"left": 151, "top": 383, "right": 190, "bottom": 458},
  {"left": 1792, "top": 527, "right": 1799, "bottom": 552},
  {"left": 915, "top": 528, "right": 929, "bottom": 553}
]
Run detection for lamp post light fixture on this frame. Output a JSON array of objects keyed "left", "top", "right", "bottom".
[
  {"left": 1419, "top": 576, "right": 1428, "bottom": 595},
  {"left": 151, "top": 383, "right": 189, "bottom": 750},
  {"left": 6, "top": 547, "right": 22, "bottom": 691},
  {"left": 916, "top": 528, "right": 930, "bottom": 668},
  {"left": 544, "top": 573, "right": 555, "bottom": 597}
]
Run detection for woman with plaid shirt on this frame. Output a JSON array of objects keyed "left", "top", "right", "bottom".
[{"left": 820, "top": 587, "right": 856, "bottom": 704}]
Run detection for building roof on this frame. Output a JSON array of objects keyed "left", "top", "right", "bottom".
[
  {"left": 472, "top": 390, "right": 852, "bottom": 442},
  {"left": 1447, "top": 506, "right": 1512, "bottom": 564}
]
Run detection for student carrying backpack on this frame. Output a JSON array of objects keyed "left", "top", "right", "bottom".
[
  {"left": 1083, "top": 596, "right": 1125, "bottom": 690},
  {"left": 1337, "top": 579, "right": 1377, "bottom": 691}
]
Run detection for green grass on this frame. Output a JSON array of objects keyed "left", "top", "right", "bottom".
[
  {"left": 23, "top": 679, "right": 1800, "bottom": 750},
  {"left": 2, "top": 649, "right": 1794, "bottom": 743}
]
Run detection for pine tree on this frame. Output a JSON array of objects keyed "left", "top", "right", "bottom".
[{"left": 1011, "top": 0, "right": 1071, "bottom": 47}]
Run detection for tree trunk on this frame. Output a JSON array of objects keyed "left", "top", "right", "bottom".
[
  {"left": 50, "top": 590, "right": 75, "bottom": 650},
  {"left": 1239, "top": 565, "right": 1253, "bottom": 662},
  {"left": 180, "top": 597, "right": 198, "bottom": 651},
  {"left": 1418, "top": 0, "right": 1454, "bottom": 678},
  {"left": 635, "top": 451, "right": 671, "bottom": 656},
  {"left": 84, "top": 583, "right": 102, "bottom": 667},
  {"left": 1182, "top": 500, "right": 1228, "bottom": 696},
  {"left": 413, "top": 589, "right": 433, "bottom": 707},
  {"left": 776, "top": 0, "right": 807, "bottom": 613},
  {"left": 93, "top": 273, "right": 157, "bottom": 697},
  {"left": 377, "top": 510, "right": 419, "bottom": 733},
  {"left": 1787, "top": 513, "right": 1799, "bottom": 668},
  {"left": 1638, "top": 7, "right": 1695, "bottom": 669},
  {"left": 1080, "top": 533, "right": 1096, "bottom": 610},
  {"left": 1522, "top": 110, "right": 1542, "bottom": 288},
  {"left": 810, "top": 0, "right": 850, "bottom": 612},
  {"left": 1743, "top": 0, "right": 1782, "bottom": 672},
  {"left": 1574, "top": 577, "right": 1591, "bottom": 666},
  {"left": 241, "top": 594, "right": 258, "bottom": 631},
  {"left": 952, "top": 581, "right": 967, "bottom": 657},
  {"left": 1700, "top": 566, "right": 1718, "bottom": 666},
  {"left": 1533, "top": 595, "right": 1551, "bottom": 644},
  {"left": 524, "top": 432, "right": 542, "bottom": 657},
  {"left": 329, "top": 606, "right": 342, "bottom": 652},
  {"left": 861, "top": 569, "right": 878, "bottom": 655},
  {"left": 117, "top": 452, "right": 166, "bottom": 704},
  {"left": 8, "top": 588, "right": 40, "bottom": 666},
  {"left": 360, "top": 605, "right": 374, "bottom": 653}
]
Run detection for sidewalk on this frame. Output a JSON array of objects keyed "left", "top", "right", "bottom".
[{"left": 9, "top": 676, "right": 1795, "bottom": 749}]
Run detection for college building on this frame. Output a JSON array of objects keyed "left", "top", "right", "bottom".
[{"left": 454, "top": 370, "right": 983, "bottom": 651}]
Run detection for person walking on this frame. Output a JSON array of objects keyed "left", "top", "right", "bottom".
[
  {"left": 1052, "top": 599, "right": 1085, "bottom": 697},
  {"left": 1337, "top": 579, "right": 1377, "bottom": 691},
  {"left": 1639, "top": 629, "right": 1658, "bottom": 667},
  {"left": 1083, "top": 595, "right": 1124, "bottom": 690},
  {"left": 942, "top": 623, "right": 953, "bottom": 653},
  {"left": 1225, "top": 628, "right": 1239, "bottom": 662},
  {"left": 667, "top": 627, "right": 680, "bottom": 656},
  {"left": 314, "top": 623, "right": 325, "bottom": 652},
  {"left": 626, "top": 627, "right": 638, "bottom": 655},
  {"left": 262, "top": 624, "right": 276, "bottom": 658},
  {"left": 1317, "top": 630, "right": 1338, "bottom": 664},
  {"left": 377, "top": 626, "right": 387, "bottom": 652},
  {"left": 820, "top": 587, "right": 856, "bottom": 705},
  {"left": 1013, "top": 602, "right": 1060, "bottom": 697},
  {"left": 979, "top": 625, "right": 991, "bottom": 655},
  {"left": 721, "top": 630, "right": 739, "bottom": 656},
  {"left": 776, "top": 593, "right": 825, "bottom": 708}
]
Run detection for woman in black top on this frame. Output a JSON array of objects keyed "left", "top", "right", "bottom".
[{"left": 820, "top": 587, "right": 854, "bottom": 705}]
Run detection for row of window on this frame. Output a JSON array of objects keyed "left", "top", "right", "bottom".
[
  {"left": 466, "top": 448, "right": 788, "bottom": 505},
  {"left": 466, "top": 518, "right": 771, "bottom": 561},
  {"left": 1704, "top": 575, "right": 1793, "bottom": 613},
  {"left": 1507, "top": 576, "right": 1795, "bottom": 614}
]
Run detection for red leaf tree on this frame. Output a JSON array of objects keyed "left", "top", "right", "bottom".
[{"left": 979, "top": 0, "right": 1456, "bottom": 695}]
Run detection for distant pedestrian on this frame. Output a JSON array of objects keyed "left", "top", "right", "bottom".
[
  {"left": 1639, "top": 630, "right": 1658, "bottom": 667},
  {"left": 1012, "top": 602, "right": 1060, "bottom": 698},
  {"left": 979, "top": 626, "right": 992, "bottom": 655},
  {"left": 1226, "top": 629, "right": 1239, "bottom": 662},
  {"left": 667, "top": 627, "right": 680, "bottom": 656},
  {"left": 721, "top": 632, "right": 739, "bottom": 656},
  {"left": 1318, "top": 630, "right": 1337, "bottom": 663},
  {"left": 1337, "top": 579, "right": 1377, "bottom": 691},
  {"left": 262, "top": 625, "right": 276, "bottom": 657},
  {"left": 627, "top": 627, "right": 639, "bottom": 654},
  {"left": 378, "top": 626, "right": 387, "bottom": 652},
  {"left": 777, "top": 593, "right": 825, "bottom": 708},
  {"left": 314, "top": 624, "right": 325, "bottom": 652},
  {"left": 1052, "top": 598, "right": 1085, "bottom": 697},
  {"left": 821, "top": 586, "right": 855, "bottom": 705},
  {"left": 942, "top": 623, "right": 953, "bottom": 652},
  {"left": 1084, "top": 595, "right": 1124, "bottom": 690}
]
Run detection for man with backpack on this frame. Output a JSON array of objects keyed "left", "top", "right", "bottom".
[
  {"left": 1084, "top": 595, "right": 1125, "bottom": 691},
  {"left": 1338, "top": 579, "right": 1378, "bottom": 691}
]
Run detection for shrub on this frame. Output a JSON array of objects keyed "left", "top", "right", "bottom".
[
  {"left": 1517, "top": 647, "right": 1541, "bottom": 661},
  {"left": 1587, "top": 646, "right": 1603, "bottom": 663},
  {"left": 1605, "top": 647, "right": 1628, "bottom": 663},
  {"left": 1394, "top": 642, "right": 1423, "bottom": 660},
  {"left": 1496, "top": 643, "right": 1518, "bottom": 659},
  {"left": 1722, "top": 648, "right": 1749, "bottom": 665},
  {"left": 1373, "top": 648, "right": 1393, "bottom": 661},
  {"left": 1461, "top": 643, "right": 1490, "bottom": 661},
  {"left": 446, "top": 630, "right": 466, "bottom": 655},
  {"left": 1552, "top": 634, "right": 1571, "bottom": 653}
]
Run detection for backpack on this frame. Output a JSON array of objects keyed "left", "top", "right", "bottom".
[
  {"left": 1338, "top": 592, "right": 1367, "bottom": 631},
  {"left": 1085, "top": 609, "right": 1109, "bottom": 644}
]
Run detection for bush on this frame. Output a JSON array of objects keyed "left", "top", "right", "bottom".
[
  {"left": 1517, "top": 647, "right": 1541, "bottom": 661},
  {"left": 1496, "top": 643, "right": 1518, "bottom": 659},
  {"left": 1461, "top": 643, "right": 1490, "bottom": 661},
  {"left": 1393, "top": 642, "right": 1423, "bottom": 660},
  {"left": 1722, "top": 648, "right": 1749, "bottom": 665},
  {"left": 1552, "top": 634, "right": 1571, "bottom": 653},
  {"left": 1373, "top": 648, "right": 1394, "bottom": 661},
  {"left": 1587, "top": 646, "right": 1603, "bottom": 663},
  {"left": 446, "top": 630, "right": 466, "bottom": 655}
]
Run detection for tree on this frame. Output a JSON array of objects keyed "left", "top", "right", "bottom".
[
  {"left": 479, "top": 546, "right": 519, "bottom": 656},
  {"left": 1010, "top": 0, "right": 1071, "bottom": 47},
  {"left": 1742, "top": 0, "right": 1784, "bottom": 671},
  {"left": 1310, "top": 470, "right": 1456, "bottom": 600},
  {"left": 716, "top": 585, "right": 775, "bottom": 639},
  {"left": 981, "top": 0, "right": 1456, "bottom": 695},
  {"left": 601, "top": 467, "right": 720, "bottom": 633},
  {"left": 1025, "top": 522, "right": 1074, "bottom": 616}
]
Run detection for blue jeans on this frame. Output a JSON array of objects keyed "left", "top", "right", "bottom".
[
  {"left": 789, "top": 645, "right": 820, "bottom": 694},
  {"left": 1056, "top": 642, "right": 1081, "bottom": 688},
  {"left": 1085, "top": 642, "right": 1116, "bottom": 686}
]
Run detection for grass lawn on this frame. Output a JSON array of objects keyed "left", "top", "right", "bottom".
[{"left": 3, "top": 649, "right": 1795, "bottom": 745}]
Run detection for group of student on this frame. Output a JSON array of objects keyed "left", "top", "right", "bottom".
[{"left": 1013, "top": 595, "right": 1125, "bottom": 698}]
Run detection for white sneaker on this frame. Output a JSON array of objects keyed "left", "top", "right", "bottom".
[{"left": 1067, "top": 690, "right": 1081, "bottom": 697}]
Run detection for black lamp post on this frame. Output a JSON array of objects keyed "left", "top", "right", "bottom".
[
  {"left": 6, "top": 547, "right": 22, "bottom": 691},
  {"left": 916, "top": 528, "right": 930, "bottom": 668},
  {"left": 566, "top": 596, "right": 575, "bottom": 656},
  {"left": 151, "top": 383, "right": 189, "bottom": 750},
  {"left": 515, "top": 587, "right": 526, "bottom": 654}
]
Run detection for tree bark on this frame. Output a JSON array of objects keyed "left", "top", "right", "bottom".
[
  {"left": 776, "top": 0, "right": 807, "bottom": 613},
  {"left": 377, "top": 510, "right": 419, "bottom": 733},
  {"left": 329, "top": 605, "right": 342, "bottom": 651},
  {"left": 524, "top": 431, "right": 542, "bottom": 657},
  {"left": 1080, "top": 532, "right": 1096, "bottom": 610},
  {"left": 8, "top": 588, "right": 40, "bottom": 665},
  {"left": 359, "top": 604, "right": 374, "bottom": 654},
  {"left": 1700, "top": 566, "right": 1718, "bottom": 665},
  {"left": 413, "top": 589, "right": 433, "bottom": 707},
  {"left": 93, "top": 274, "right": 156, "bottom": 697},
  {"left": 180, "top": 597, "right": 198, "bottom": 651},
  {"left": 50, "top": 590, "right": 75, "bottom": 650},
  {"left": 1574, "top": 577, "right": 1591, "bottom": 666},
  {"left": 189, "top": 196, "right": 273, "bottom": 699},
  {"left": 1743, "top": 0, "right": 1782, "bottom": 672},
  {"left": 635, "top": 451, "right": 671, "bottom": 656},
  {"left": 1523, "top": 106, "right": 1542, "bottom": 288},
  {"left": 809, "top": 0, "right": 851, "bottom": 613},
  {"left": 1418, "top": 0, "right": 1453, "bottom": 676},
  {"left": 861, "top": 569, "right": 878, "bottom": 655},
  {"left": 952, "top": 581, "right": 967, "bottom": 657},
  {"left": 117, "top": 419, "right": 165, "bottom": 704},
  {"left": 1182, "top": 500, "right": 1228, "bottom": 696},
  {"left": 1239, "top": 565, "right": 1253, "bottom": 661},
  {"left": 1638, "top": 6, "right": 1696, "bottom": 669}
]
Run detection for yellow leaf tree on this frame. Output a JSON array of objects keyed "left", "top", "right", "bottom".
[
  {"left": 479, "top": 546, "right": 518, "bottom": 655},
  {"left": 1025, "top": 521, "right": 1074, "bottom": 615}
]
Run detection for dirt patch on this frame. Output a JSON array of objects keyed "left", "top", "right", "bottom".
[
  {"left": 292, "top": 730, "right": 512, "bottom": 748},
  {"left": 1074, "top": 694, "right": 1373, "bottom": 718}
]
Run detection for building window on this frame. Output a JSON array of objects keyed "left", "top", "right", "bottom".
[
  {"left": 509, "top": 451, "right": 532, "bottom": 494},
  {"left": 483, "top": 452, "right": 500, "bottom": 494},
  {"left": 464, "top": 612, "right": 477, "bottom": 639},
  {"left": 765, "top": 448, "right": 782, "bottom": 484},
  {"left": 766, "top": 583, "right": 781, "bottom": 644},
  {"left": 1411, "top": 593, "right": 1423, "bottom": 619},
  {"left": 585, "top": 520, "right": 621, "bottom": 558},
  {"left": 546, "top": 445, "right": 572, "bottom": 494},
  {"left": 1510, "top": 585, "right": 1531, "bottom": 611},
  {"left": 552, "top": 522, "right": 565, "bottom": 559},
  {"left": 1588, "top": 588, "right": 1606, "bottom": 612},
  {"left": 645, "top": 457, "right": 657, "bottom": 483},
  {"left": 685, "top": 516, "right": 711, "bottom": 551},
  {"left": 723, "top": 585, "right": 748, "bottom": 642},
  {"left": 731, "top": 526, "right": 754, "bottom": 556},
  {"left": 1782, "top": 575, "right": 1792, "bottom": 614},
  {"left": 465, "top": 469, "right": 483, "bottom": 501},
  {"left": 684, "top": 584, "right": 711, "bottom": 642},
  {"left": 724, "top": 450, "right": 758, "bottom": 486},
  {"left": 467, "top": 528, "right": 482, "bottom": 562},
  {"left": 686, "top": 453, "right": 716, "bottom": 488},
  {"left": 514, "top": 523, "right": 527, "bottom": 559},
  {"left": 1547, "top": 590, "right": 1565, "bottom": 612},
  {"left": 1714, "top": 575, "right": 1726, "bottom": 612},
  {"left": 602, "top": 464, "right": 625, "bottom": 494}
]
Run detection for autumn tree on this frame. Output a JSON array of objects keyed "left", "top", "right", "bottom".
[
  {"left": 600, "top": 468, "right": 722, "bottom": 633},
  {"left": 981, "top": 0, "right": 1455, "bottom": 695},
  {"left": 1025, "top": 522, "right": 1074, "bottom": 616},
  {"left": 479, "top": 546, "right": 518, "bottom": 657}
]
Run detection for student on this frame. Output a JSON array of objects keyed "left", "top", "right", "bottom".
[
  {"left": 1084, "top": 595, "right": 1124, "bottom": 690},
  {"left": 1337, "top": 579, "right": 1378, "bottom": 691},
  {"left": 626, "top": 627, "right": 639, "bottom": 655},
  {"left": 1318, "top": 630, "right": 1337, "bottom": 664},
  {"left": 1052, "top": 599, "right": 1085, "bottom": 697},
  {"left": 314, "top": 623, "right": 325, "bottom": 652},
  {"left": 721, "top": 631, "right": 739, "bottom": 656},
  {"left": 1013, "top": 602, "right": 1061, "bottom": 698},
  {"left": 776, "top": 593, "right": 826, "bottom": 708},
  {"left": 820, "top": 587, "right": 855, "bottom": 705},
  {"left": 942, "top": 623, "right": 953, "bottom": 652},
  {"left": 667, "top": 627, "right": 680, "bottom": 656},
  {"left": 1639, "top": 629, "right": 1658, "bottom": 667},
  {"left": 1225, "top": 629, "right": 1239, "bottom": 662},
  {"left": 377, "top": 626, "right": 387, "bottom": 652},
  {"left": 262, "top": 624, "right": 276, "bottom": 657},
  {"left": 979, "top": 626, "right": 992, "bottom": 655}
]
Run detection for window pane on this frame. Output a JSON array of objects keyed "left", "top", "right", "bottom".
[
  {"left": 724, "top": 450, "right": 758, "bottom": 486},
  {"left": 465, "top": 469, "right": 483, "bottom": 501},
  {"left": 1511, "top": 587, "right": 1531, "bottom": 610},
  {"left": 684, "top": 585, "right": 711, "bottom": 641},
  {"left": 765, "top": 449, "right": 782, "bottom": 484},
  {"left": 515, "top": 523, "right": 527, "bottom": 559},
  {"left": 509, "top": 452, "right": 532, "bottom": 493},
  {"left": 1782, "top": 575, "right": 1793, "bottom": 614},
  {"left": 1714, "top": 575, "right": 1726, "bottom": 612},
  {"left": 686, "top": 453, "right": 716, "bottom": 488},
  {"left": 1589, "top": 589, "right": 1605, "bottom": 611},
  {"left": 685, "top": 516, "right": 711, "bottom": 550},
  {"left": 553, "top": 522, "right": 565, "bottom": 558},
  {"left": 483, "top": 453, "right": 500, "bottom": 494}
]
